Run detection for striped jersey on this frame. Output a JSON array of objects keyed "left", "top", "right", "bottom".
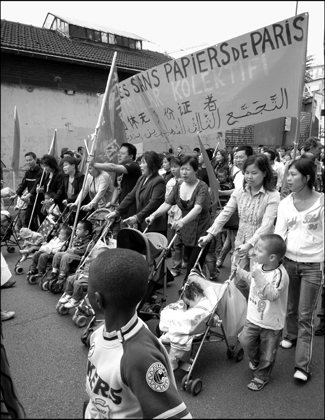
[{"left": 85, "top": 313, "right": 192, "bottom": 419}]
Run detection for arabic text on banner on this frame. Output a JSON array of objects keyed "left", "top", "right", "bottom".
[{"left": 118, "top": 13, "right": 308, "bottom": 151}]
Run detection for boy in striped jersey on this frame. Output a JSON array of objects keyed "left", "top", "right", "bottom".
[{"left": 85, "top": 248, "right": 192, "bottom": 419}]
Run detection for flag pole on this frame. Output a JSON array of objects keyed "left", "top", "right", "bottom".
[
  {"left": 69, "top": 52, "right": 118, "bottom": 246},
  {"left": 83, "top": 138, "right": 90, "bottom": 155},
  {"left": 212, "top": 142, "right": 220, "bottom": 159},
  {"left": 309, "top": 91, "right": 316, "bottom": 138},
  {"left": 28, "top": 129, "right": 57, "bottom": 229},
  {"left": 291, "top": 2, "right": 306, "bottom": 162}
]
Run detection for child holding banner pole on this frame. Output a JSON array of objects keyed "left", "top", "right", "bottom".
[{"left": 68, "top": 52, "right": 118, "bottom": 246}]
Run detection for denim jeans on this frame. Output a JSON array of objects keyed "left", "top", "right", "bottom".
[
  {"left": 31, "top": 251, "right": 53, "bottom": 273},
  {"left": 167, "top": 228, "right": 184, "bottom": 274},
  {"left": 239, "top": 320, "right": 283, "bottom": 382},
  {"left": 283, "top": 257, "right": 323, "bottom": 375},
  {"left": 52, "top": 251, "right": 82, "bottom": 276},
  {"left": 65, "top": 273, "right": 88, "bottom": 300},
  {"left": 218, "top": 229, "right": 237, "bottom": 264}
]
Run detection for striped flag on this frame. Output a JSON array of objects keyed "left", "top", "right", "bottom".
[
  {"left": 197, "top": 132, "right": 220, "bottom": 213},
  {"left": 11, "top": 106, "right": 20, "bottom": 177}
]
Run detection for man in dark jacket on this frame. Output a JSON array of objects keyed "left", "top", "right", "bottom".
[{"left": 15, "top": 152, "right": 44, "bottom": 231}]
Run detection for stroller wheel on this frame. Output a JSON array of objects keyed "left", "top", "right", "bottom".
[
  {"left": 235, "top": 347, "right": 244, "bottom": 363},
  {"left": 74, "top": 315, "right": 88, "bottom": 328},
  {"left": 227, "top": 345, "right": 235, "bottom": 359},
  {"left": 190, "top": 379, "right": 203, "bottom": 396},
  {"left": 42, "top": 281, "right": 49, "bottom": 291},
  {"left": 15, "top": 265, "right": 24, "bottom": 275},
  {"left": 181, "top": 374, "right": 193, "bottom": 391},
  {"left": 49, "top": 280, "right": 64, "bottom": 294},
  {"left": 81, "top": 329, "right": 92, "bottom": 347},
  {"left": 7, "top": 247, "right": 15, "bottom": 253},
  {"left": 28, "top": 274, "right": 39, "bottom": 285},
  {"left": 58, "top": 305, "right": 70, "bottom": 315}
]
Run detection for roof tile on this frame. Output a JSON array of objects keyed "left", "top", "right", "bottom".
[{"left": 1, "top": 20, "right": 172, "bottom": 71}]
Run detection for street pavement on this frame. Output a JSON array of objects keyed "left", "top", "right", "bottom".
[{"left": 1, "top": 246, "right": 324, "bottom": 419}]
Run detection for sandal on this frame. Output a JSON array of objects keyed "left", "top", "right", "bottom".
[{"left": 247, "top": 378, "right": 269, "bottom": 391}]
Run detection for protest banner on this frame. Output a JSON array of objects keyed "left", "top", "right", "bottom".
[{"left": 118, "top": 13, "right": 308, "bottom": 152}]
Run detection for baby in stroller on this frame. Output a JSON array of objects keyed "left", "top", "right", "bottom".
[
  {"left": 46, "top": 220, "right": 93, "bottom": 288},
  {"left": 57, "top": 243, "right": 109, "bottom": 310},
  {"left": 159, "top": 281, "right": 214, "bottom": 370},
  {"left": 26, "top": 224, "right": 72, "bottom": 283},
  {"left": 18, "top": 227, "right": 44, "bottom": 261}
]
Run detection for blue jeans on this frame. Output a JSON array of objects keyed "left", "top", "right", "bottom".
[
  {"left": 239, "top": 320, "right": 283, "bottom": 382},
  {"left": 283, "top": 257, "right": 323, "bottom": 375},
  {"left": 167, "top": 228, "right": 184, "bottom": 274},
  {"left": 218, "top": 229, "right": 237, "bottom": 263}
]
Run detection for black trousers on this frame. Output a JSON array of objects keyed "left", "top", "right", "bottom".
[{"left": 23, "top": 203, "right": 45, "bottom": 231}]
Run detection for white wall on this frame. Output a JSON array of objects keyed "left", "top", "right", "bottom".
[
  {"left": 1, "top": 84, "right": 104, "bottom": 188},
  {"left": 1, "top": 83, "right": 102, "bottom": 166}
]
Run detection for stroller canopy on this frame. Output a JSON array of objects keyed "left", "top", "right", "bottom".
[{"left": 117, "top": 228, "right": 168, "bottom": 263}]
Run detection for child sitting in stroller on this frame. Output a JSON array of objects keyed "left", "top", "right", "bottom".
[
  {"left": 159, "top": 281, "right": 214, "bottom": 370},
  {"left": 27, "top": 225, "right": 72, "bottom": 281},
  {"left": 57, "top": 244, "right": 108, "bottom": 309},
  {"left": 18, "top": 227, "right": 44, "bottom": 262},
  {"left": 46, "top": 220, "right": 92, "bottom": 287}
]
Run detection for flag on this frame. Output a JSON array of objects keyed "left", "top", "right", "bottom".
[
  {"left": 49, "top": 129, "right": 59, "bottom": 161},
  {"left": 94, "top": 52, "right": 126, "bottom": 183},
  {"left": 198, "top": 132, "right": 220, "bottom": 213},
  {"left": 12, "top": 106, "right": 20, "bottom": 176}
]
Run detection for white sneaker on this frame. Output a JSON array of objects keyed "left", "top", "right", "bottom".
[
  {"left": 280, "top": 339, "right": 293, "bottom": 349},
  {"left": 294, "top": 370, "right": 308, "bottom": 381},
  {"left": 1, "top": 310, "right": 15, "bottom": 321},
  {"left": 59, "top": 293, "right": 72, "bottom": 304},
  {"left": 64, "top": 298, "right": 81, "bottom": 309}
]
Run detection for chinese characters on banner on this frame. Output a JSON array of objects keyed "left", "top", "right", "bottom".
[{"left": 117, "top": 13, "right": 308, "bottom": 152}]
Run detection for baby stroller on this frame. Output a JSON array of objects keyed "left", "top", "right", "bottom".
[
  {"left": 117, "top": 227, "right": 177, "bottom": 320},
  {"left": 14, "top": 206, "right": 75, "bottom": 275},
  {"left": 80, "top": 227, "right": 177, "bottom": 348},
  {"left": 1, "top": 205, "right": 23, "bottom": 254},
  {"left": 48, "top": 208, "right": 116, "bottom": 294},
  {"left": 158, "top": 249, "right": 247, "bottom": 397}
]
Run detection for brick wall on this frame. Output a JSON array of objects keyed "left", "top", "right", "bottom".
[{"left": 224, "top": 125, "right": 254, "bottom": 151}]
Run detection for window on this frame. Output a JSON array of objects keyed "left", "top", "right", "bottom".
[
  {"left": 101, "top": 32, "right": 108, "bottom": 43},
  {"left": 116, "top": 36, "right": 129, "bottom": 48},
  {"left": 86, "top": 29, "right": 94, "bottom": 40},
  {"left": 136, "top": 40, "right": 142, "bottom": 50},
  {"left": 70, "top": 25, "right": 86, "bottom": 38},
  {"left": 94, "top": 31, "right": 101, "bottom": 42},
  {"left": 43, "top": 14, "right": 55, "bottom": 29},
  {"left": 63, "top": 22, "right": 69, "bottom": 35},
  {"left": 109, "top": 34, "right": 116, "bottom": 44}
]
